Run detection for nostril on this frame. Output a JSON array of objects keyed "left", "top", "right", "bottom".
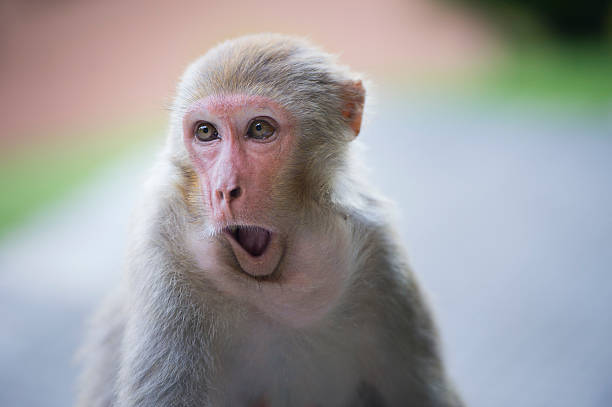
[
  {"left": 229, "top": 187, "right": 242, "bottom": 200},
  {"left": 216, "top": 187, "right": 241, "bottom": 202}
]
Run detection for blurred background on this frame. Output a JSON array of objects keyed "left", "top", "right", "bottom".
[{"left": 1, "top": 0, "right": 611, "bottom": 406}]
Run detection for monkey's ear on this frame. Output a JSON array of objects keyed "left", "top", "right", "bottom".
[{"left": 341, "top": 80, "right": 365, "bottom": 138}]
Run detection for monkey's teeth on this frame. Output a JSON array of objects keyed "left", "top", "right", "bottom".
[{"left": 228, "top": 226, "right": 237, "bottom": 234}]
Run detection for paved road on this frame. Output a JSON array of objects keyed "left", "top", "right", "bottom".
[{"left": 1, "top": 95, "right": 611, "bottom": 406}]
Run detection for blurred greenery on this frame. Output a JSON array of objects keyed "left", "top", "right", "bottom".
[
  {"left": 450, "top": 0, "right": 611, "bottom": 39},
  {"left": 473, "top": 44, "right": 612, "bottom": 110},
  {"left": 0, "top": 118, "right": 164, "bottom": 237},
  {"left": 392, "top": 44, "right": 612, "bottom": 112},
  {"left": 443, "top": 0, "right": 611, "bottom": 108}
]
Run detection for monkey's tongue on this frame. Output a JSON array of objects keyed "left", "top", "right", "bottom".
[{"left": 236, "top": 227, "right": 271, "bottom": 257}]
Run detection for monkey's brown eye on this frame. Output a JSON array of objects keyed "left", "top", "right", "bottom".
[
  {"left": 195, "top": 122, "right": 219, "bottom": 142},
  {"left": 247, "top": 119, "right": 275, "bottom": 140}
]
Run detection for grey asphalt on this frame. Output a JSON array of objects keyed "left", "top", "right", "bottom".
[{"left": 1, "top": 93, "right": 611, "bottom": 406}]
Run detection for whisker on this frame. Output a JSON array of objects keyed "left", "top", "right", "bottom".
[{"left": 201, "top": 224, "right": 224, "bottom": 239}]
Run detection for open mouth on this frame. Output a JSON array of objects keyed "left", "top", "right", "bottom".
[{"left": 224, "top": 225, "right": 272, "bottom": 257}]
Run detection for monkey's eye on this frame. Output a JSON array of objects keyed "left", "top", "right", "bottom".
[
  {"left": 247, "top": 119, "right": 275, "bottom": 140},
  {"left": 194, "top": 122, "right": 219, "bottom": 142}
]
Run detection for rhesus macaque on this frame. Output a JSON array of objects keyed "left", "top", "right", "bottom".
[{"left": 77, "top": 34, "right": 463, "bottom": 407}]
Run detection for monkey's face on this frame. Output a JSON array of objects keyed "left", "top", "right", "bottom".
[{"left": 183, "top": 93, "right": 297, "bottom": 279}]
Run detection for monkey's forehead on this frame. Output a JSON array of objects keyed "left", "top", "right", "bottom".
[{"left": 173, "top": 35, "right": 354, "bottom": 112}]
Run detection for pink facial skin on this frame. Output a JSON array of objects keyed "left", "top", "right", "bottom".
[
  {"left": 182, "top": 94, "right": 297, "bottom": 278},
  {"left": 183, "top": 94, "right": 296, "bottom": 224}
]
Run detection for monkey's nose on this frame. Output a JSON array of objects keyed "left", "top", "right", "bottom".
[{"left": 216, "top": 186, "right": 242, "bottom": 203}]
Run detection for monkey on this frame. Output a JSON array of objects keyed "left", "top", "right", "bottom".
[{"left": 77, "top": 34, "right": 463, "bottom": 407}]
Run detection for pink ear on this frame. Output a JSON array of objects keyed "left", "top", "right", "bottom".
[{"left": 341, "top": 80, "right": 365, "bottom": 137}]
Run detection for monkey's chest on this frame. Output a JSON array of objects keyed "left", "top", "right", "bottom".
[{"left": 209, "top": 332, "right": 383, "bottom": 407}]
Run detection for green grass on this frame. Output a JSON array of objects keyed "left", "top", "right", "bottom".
[
  {"left": 387, "top": 43, "right": 612, "bottom": 112},
  {"left": 475, "top": 44, "right": 612, "bottom": 110},
  {"left": 0, "top": 118, "right": 165, "bottom": 236}
]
